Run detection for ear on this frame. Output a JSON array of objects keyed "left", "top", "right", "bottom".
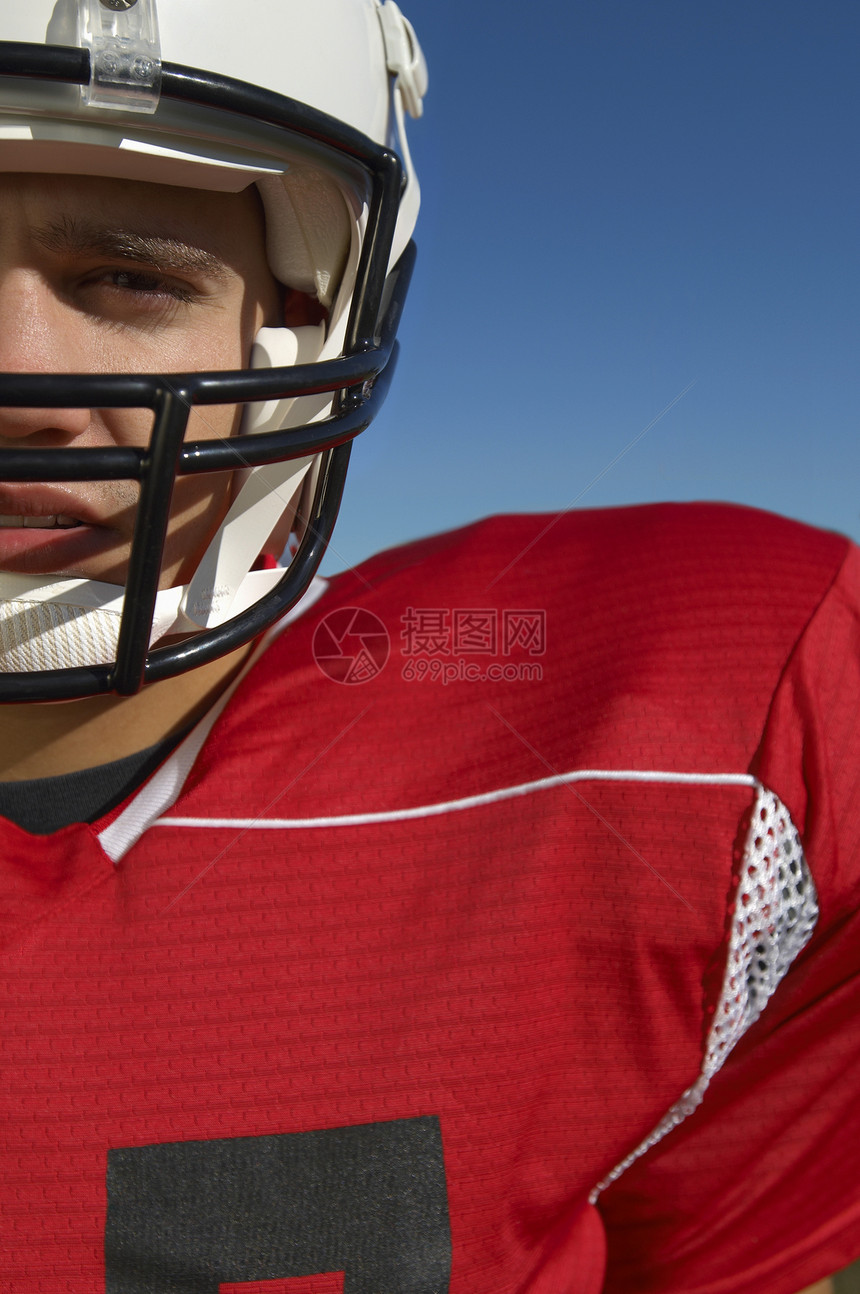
[{"left": 283, "top": 287, "right": 328, "bottom": 327}]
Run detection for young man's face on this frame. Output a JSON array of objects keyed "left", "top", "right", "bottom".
[{"left": 0, "top": 171, "right": 282, "bottom": 587}]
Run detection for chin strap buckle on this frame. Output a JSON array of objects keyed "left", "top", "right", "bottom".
[
  {"left": 378, "top": 0, "right": 428, "bottom": 120},
  {"left": 78, "top": 0, "right": 162, "bottom": 114}
]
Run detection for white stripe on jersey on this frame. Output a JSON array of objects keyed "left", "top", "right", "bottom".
[{"left": 150, "top": 767, "right": 758, "bottom": 831}]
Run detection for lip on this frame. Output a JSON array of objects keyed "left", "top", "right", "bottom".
[
  {"left": 0, "top": 485, "right": 130, "bottom": 578},
  {"left": 0, "top": 484, "right": 105, "bottom": 529},
  {"left": 0, "top": 522, "right": 125, "bottom": 578}
]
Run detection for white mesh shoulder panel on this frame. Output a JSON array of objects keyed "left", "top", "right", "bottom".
[{"left": 589, "top": 784, "right": 818, "bottom": 1203}]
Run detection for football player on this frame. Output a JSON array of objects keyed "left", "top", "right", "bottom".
[{"left": 0, "top": 2, "right": 856, "bottom": 1292}]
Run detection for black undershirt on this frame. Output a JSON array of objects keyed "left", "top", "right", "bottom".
[{"left": 0, "top": 729, "right": 187, "bottom": 835}]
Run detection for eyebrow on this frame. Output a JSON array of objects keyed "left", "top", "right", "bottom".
[{"left": 32, "top": 215, "right": 230, "bottom": 281}]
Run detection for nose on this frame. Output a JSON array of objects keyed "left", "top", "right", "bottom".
[{"left": 0, "top": 269, "right": 92, "bottom": 442}]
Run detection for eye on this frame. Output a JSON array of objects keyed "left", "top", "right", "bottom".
[
  {"left": 73, "top": 265, "right": 204, "bottom": 329},
  {"left": 99, "top": 268, "right": 196, "bottom": 303}
]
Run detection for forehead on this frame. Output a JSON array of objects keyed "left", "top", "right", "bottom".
[{"left": 0, "top": 172, "right": 269, "bottom": 270}]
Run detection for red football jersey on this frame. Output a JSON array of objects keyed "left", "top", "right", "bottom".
[{"left": 2, "top": 502, "right": 859, "bottom": 1293}]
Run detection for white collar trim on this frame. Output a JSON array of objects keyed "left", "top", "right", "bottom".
[{"left": 97, "top": 577, "right": 328, "bottom": 863}]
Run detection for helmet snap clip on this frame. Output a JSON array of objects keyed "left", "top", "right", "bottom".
[{"left": 78, "top": 0, "right": 162, "bottom": 113}]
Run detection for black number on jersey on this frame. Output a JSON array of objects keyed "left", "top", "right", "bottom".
[{"left": 105, "top": 1115, "right": 451, "bottom": 1292}]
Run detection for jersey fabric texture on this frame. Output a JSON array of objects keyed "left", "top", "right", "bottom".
[{"left": 2, "top": 501, "right": 859, "bottom": 1293}]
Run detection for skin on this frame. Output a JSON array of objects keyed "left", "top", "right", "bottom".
[{"left": 0, "top": 172, "right": 284, "bottom": 778}]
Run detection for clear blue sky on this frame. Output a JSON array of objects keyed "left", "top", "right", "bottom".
[{"left": 323, "top": 0, "right": 860, "bottom": 573}]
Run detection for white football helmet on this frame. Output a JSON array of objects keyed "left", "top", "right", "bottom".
[{"left": 0, "top": 0, "right": 426, "bottom": 698}]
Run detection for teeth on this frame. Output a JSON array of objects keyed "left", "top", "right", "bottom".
[{"left": 0, "top": 515, "right": 81, "bottom": 529}]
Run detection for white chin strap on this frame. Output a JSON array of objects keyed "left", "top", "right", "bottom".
[
  {"left": 0, "top": 560, "right": 301, "bottom": 673},
  {"left": 0, "top": 575, "right": 182, "bottom": 673},
  {"left": 0, "top": 325, "right": 327, "bottom": 675}
]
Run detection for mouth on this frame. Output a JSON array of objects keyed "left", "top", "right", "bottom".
[
  {"left": 0, "top": 484, "right": 104, "bottom": 532},
  {"left": 0, "top": 493, "right": 121, "bottom": 579},
  {"left": 0, "top": 515, "right": 82, "bottom": 529}
]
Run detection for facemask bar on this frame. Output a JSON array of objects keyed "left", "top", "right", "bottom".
[{"left": 0, "top": 41, "right": 411, "bottom": 702}]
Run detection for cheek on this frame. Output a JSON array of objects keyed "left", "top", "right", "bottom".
[
  {"left": 161, "top": 466, "right": 234, "bottom": 587},
  {"left": 157, "top": 373, "right": 252, "bottom": 582},
  {"left": 184, "top": 400, "right": 242, "bottom": 444},
  {"left": 103, "top": 385, "right": 242, "bottom": 449},
  {"left": 99, "top": 318, "right": 251, "bottom": 587}
]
